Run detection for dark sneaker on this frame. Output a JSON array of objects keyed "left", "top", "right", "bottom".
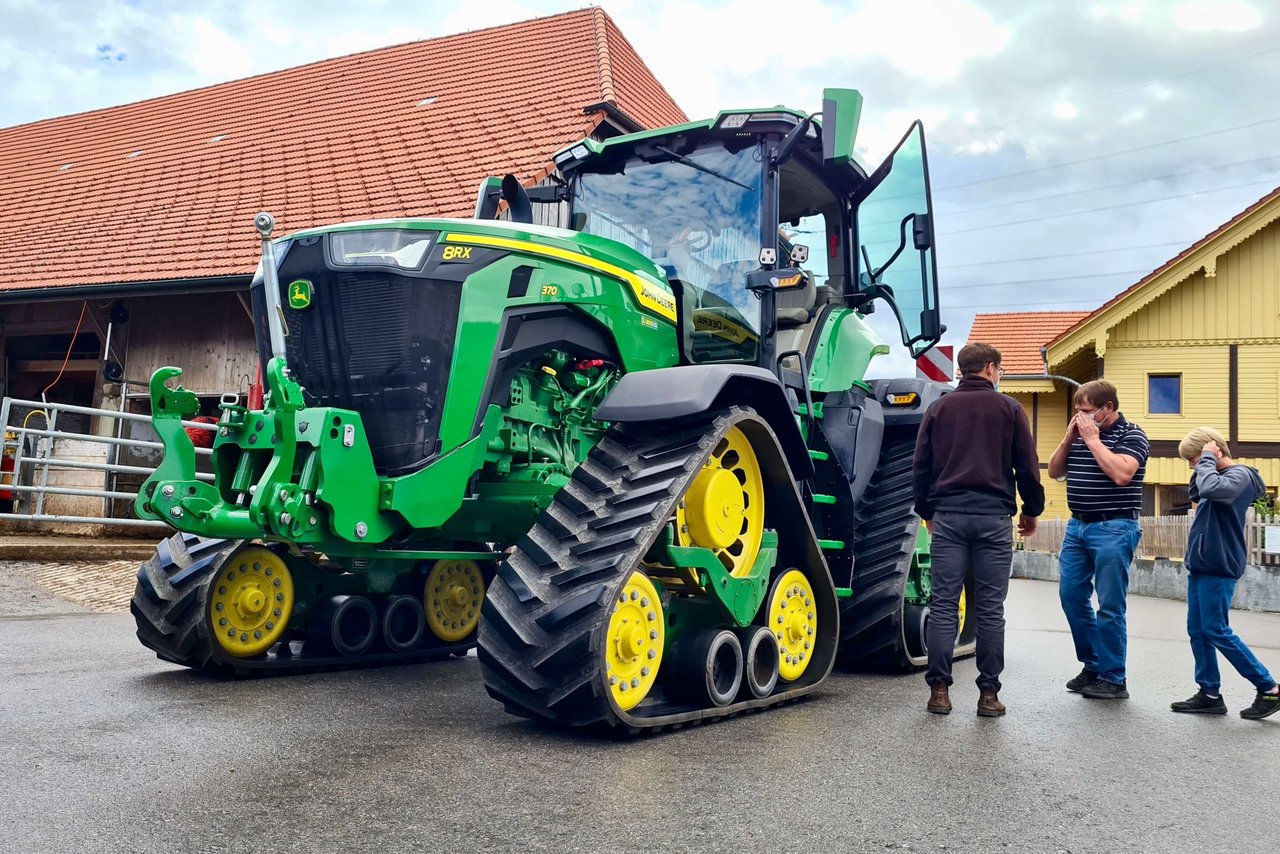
[
  {"left": 1066, "top": 668, "right": 1099, "bottom": 693},
  {"left": 1081, "top": 679, "right": 1129, "bottom": 700},
  {"left": 1239, "top": 689, "right": 1280, "bottom": 720},
  {"left": 1170, "top": 690, "right": 1227, "bottom": 715}
]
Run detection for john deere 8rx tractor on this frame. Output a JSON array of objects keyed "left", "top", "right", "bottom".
[{"left": 131, "top": 87, "right": 974, "bottom": 731}]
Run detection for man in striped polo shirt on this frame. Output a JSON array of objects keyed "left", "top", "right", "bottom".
[{"left": 1047, "top": 379, "right": 1149, "bottom": 700}]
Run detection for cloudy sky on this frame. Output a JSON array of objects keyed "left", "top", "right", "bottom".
[{"left": 3, "top": 0, "right": 1278, "bottom": 375}]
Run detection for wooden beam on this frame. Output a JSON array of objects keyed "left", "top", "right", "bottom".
[
  {"left": 12, "top": 359, "right": 99, "bottom": 373},
  {"left": 1228, "top": 344, "right": 1239, "bottom": 444},
  {"left": 1151, "top": 439, "right": 1280, "bottom": 457},
  {"left": 0, "top": 320, "right": 87, "bottom": 336}
]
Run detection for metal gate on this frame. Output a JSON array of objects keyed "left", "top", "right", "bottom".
[{"left": 0, "top": 396, "right": 215, "bottom": 529}]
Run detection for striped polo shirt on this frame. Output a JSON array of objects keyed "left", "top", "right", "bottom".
[{"left": 1066, "top": 413, "right": 1150, "bottom": 514}]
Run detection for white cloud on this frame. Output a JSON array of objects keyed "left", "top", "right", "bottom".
[
  {"left": 1052, "top": 101, "right": 1079, "bottom": 120},
  {"left": 1173, "top": 1, "right": 1261, "bottom": 32},
  {"left": 2, "top": 0, "right": 1279, "bottom": 357},
  {"left": 173, "top": 16, "right": 255, "bottom": 78}
]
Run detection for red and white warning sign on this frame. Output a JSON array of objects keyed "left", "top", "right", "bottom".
[{"left": 915, "top": 345, "right": 954, "bottom": 383}]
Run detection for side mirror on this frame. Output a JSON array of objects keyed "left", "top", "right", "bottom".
[
  {"left": 821, "top": 88, "right": 863, "bottom": 167},
  {"left": 920, "top": 313, "right": 942, "bottom": 341},
  {"left": 912, "top": 213, "right": 932, "bottom": 251},
  {"left": 500, "top": 174, "right": 533, "bottom": 225}
]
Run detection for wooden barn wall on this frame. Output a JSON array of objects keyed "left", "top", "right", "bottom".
[{"left": 123, "top": 291, "right": 256, "bottom": 398}]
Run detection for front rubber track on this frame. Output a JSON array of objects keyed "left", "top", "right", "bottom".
[
  {"left": 477, "top": 408, "right": 839, "bottom": 734},
  {"left": 131, "top": 532, "right": 471, "bottom": 677},
  {"left": 836, "top": 436, "right": 977, "bottom": 670}
]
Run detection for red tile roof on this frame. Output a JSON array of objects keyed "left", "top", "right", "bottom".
[
  {"left": 0, "top": 7, "right": 686, "bottom": 292},
  {"left": 967, "top": 312, "right": 1090, "bottom": 374},
  {"left": 1048, "top": 184, "right": 1280, "bottom": 348}
]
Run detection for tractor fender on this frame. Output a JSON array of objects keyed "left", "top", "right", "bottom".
[{"left": 593, "top": 365, "right": 814, "bottom": 479}]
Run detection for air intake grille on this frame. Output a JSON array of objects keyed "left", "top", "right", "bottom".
[{"left": 276, "top": 245, "right": 460, "bottom": 475}]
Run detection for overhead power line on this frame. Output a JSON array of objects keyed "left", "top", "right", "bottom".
[
  {"left": 937, "top": 114, "right": 1280, "bottom": 193},
  {"left": 943, "top": 155, "right": 1280, "bottom": 218},
  {"left": 944, "top": 270, "right": 1150, "bottom": 290},
  {"left": 957, "top": 297, "right": 1101, "bottom": 310},
  {"left": 943, "top": 240, "right": 1194, "bottom": 268},
  {"left": 939, "top": 176, "right": 1279, "bottom": 236}
]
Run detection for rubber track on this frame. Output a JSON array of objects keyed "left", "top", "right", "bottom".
[
  {"left": 837, "top": 436, "right": 961, "bottom": 670},
  {"left": 131, "top": 532, "right": 470, "bottom": 677},
  {"left": 477, "top": 409, "right": 835, "bottom": 734}
]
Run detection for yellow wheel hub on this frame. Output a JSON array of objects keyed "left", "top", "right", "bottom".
[
  {"left": 605, "top": 571, "right": 665, "bottom": 711},
  {"left": 676, "top": 426, "right": 765, "bottom": 577},
  {"left": 209, "top": 546, "right": 294, "bottom": 657},
  {"left": 957, "top": 585, "right": 968, "bottom": 638},
  {"left": 425, "top": 559, "right": 485, "bottom": 642},
  {"left": 767, "top": 568, "right": 817, "bottom": 682}
]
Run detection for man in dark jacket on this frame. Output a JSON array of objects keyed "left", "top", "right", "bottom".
[
  {"left": 1169, "top": 427, "right": 1279, "bottom": 720},
  {"left": 913, "top": 342, "right": 1044, "bottom": 717}
]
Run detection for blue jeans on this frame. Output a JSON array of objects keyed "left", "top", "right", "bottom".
[
  {"left": 1187, "top": 573, "right": 1276, "bottom": 693},
  {"left": 1058, "top": 518, "right": 1141, "bottom": 684}
]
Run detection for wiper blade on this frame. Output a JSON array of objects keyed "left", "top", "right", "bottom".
[{"left": 653, "top": 145, "right": 753, "bottom": 191}]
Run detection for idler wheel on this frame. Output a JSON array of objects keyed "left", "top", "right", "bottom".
[
  {"left": 670, "top": 628, "right": 743, "bottom": 707},
  {"left": 734, "top": 625, "right": 780, "bottom": 699},
  {"left": 904, "top": 604, "right": 930, "bottom": 658},
  {"left": 381, "top": 595, "right": 426, "bottom": 652},
  {"left": 311, "top": 595, "right": 377, "bottom": 657}
]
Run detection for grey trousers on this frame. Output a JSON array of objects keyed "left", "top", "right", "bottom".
[{"left": 923, "top": 512, "right": 1013, "bottom": 693}]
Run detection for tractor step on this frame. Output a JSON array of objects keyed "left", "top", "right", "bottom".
[
  {"left": 812, "top": 493, "right": 837, "bottom": 505},
  {"left": 807, "top": 449, "right": 830, "bottom": 462},
  {"left": 796, "top": 402, "right": 824, "bottom": 419},
  {"left": 818, "top": 538, "right": 846, "bottom": 550}
]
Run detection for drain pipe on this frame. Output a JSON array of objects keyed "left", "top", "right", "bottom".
[{"left": 997, "top": 347, "right": 1081, "bottom": 388}]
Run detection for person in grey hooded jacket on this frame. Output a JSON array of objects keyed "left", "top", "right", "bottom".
[{"left": 1168, "top": 427, "right": 1279, "bottom": 720}]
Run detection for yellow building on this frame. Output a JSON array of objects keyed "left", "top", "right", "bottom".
[{"left": 969, "top": 186, "right": 1280, "bottom": 518}]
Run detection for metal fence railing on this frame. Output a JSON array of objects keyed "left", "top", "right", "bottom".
[
  {"left": 0, "top": 396, "right": 216, "bottom": 529},
  {"left": 1017, "top": 511, "right": 1280, "bottom": 566}
]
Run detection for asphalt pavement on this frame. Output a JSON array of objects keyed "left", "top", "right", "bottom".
[{"left": 2, "top": 578, "right": 1277, "bottom": 854}]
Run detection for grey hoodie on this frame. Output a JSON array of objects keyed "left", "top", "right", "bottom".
[{"left": 1186, "top": 451, "right": 1266, "bottom": 579}]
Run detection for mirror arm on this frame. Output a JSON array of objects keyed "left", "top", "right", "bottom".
[{"left": 770, "top": 113, "right": 818, "bottom": 167}]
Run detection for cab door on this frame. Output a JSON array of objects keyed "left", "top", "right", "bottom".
[{"left": 851, "top": 121, "right": 942, "bottom": 357}]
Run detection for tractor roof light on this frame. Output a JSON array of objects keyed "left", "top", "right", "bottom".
[
  {"left": 715, "top": 111, "right": 815, "bottom": 137},
  {"left": 554, "top": 143, "right": 592, "bottom": 168}
]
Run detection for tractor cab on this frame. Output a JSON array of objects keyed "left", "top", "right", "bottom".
[{"left": 553, "top": 88, "right": 943, "bottom": 377}]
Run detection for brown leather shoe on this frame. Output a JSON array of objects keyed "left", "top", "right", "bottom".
[
  {"left": 927, "top": 681, "right": 952, "bottom": 715},
  {"left": 977, "top": 689, "right": 1007, "bottom": 717}
]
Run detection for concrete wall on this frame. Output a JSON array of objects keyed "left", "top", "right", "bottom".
[{"left": 1011, "top": 550, "right": 1280, "bottom": 613}]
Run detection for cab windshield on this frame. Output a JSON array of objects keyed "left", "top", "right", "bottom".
[{"left": 571, "top": 142, "right": 765, "bottom": 361}]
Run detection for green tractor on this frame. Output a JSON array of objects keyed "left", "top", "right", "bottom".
[{"left": 131, "top": 87, "right": 973, "bottom": 731}]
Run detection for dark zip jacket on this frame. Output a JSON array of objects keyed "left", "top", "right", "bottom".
[
  {"left": 1186, "top": 452, "right": 1266, "bottom": 579},
  {"left": 912, "top": 375, "right": 1045, "bottom": 519}
]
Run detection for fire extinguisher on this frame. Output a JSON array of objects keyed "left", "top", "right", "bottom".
[{"left": 0, "top": 430, "right": 16, "bottom": 512}]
